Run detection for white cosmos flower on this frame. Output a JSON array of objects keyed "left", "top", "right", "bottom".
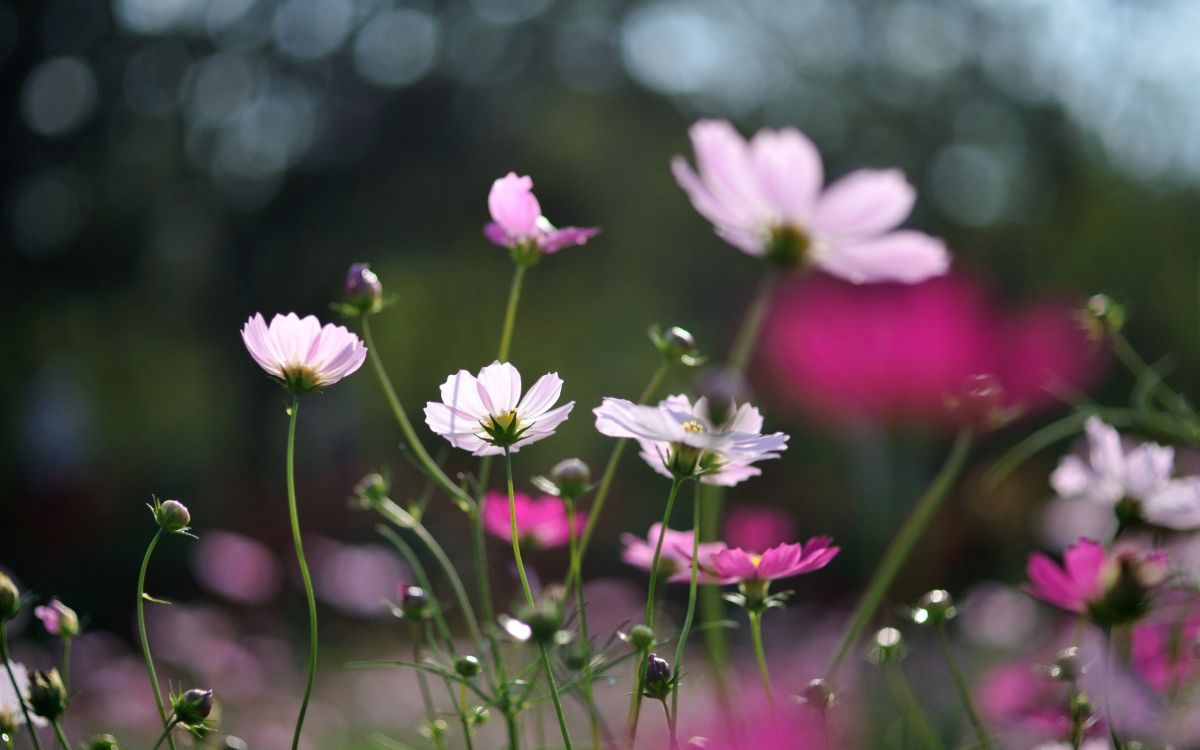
[
  {"left": 241, "top": 312, "right": 367, "bottom": 396},
  {"left": 593, "top": 394, "right": 788, "bottom": 484},
  {"left": 0, "top": 661, "right": 47, "bottom": 727},
  {"left": 1051, "top": 416, "right": 1200, "bottom": 530},
  {"left": 424, "top": 361, "right": 574, "bottom": 456}
]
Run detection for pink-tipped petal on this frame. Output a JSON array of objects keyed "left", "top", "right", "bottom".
[{"left": 488, "top": 173, "right": 541, "bottom": 237}]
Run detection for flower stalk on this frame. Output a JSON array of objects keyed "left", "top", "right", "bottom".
[
  {"left": 0, "top": 627, "right": 42, "bottom": 750},
  {"left": 669, "top": 481, "right": 703, "bottom": 728},
  {"left": 284, "top": 398, "right": 319, "bottom": 750},
  {"left": 136, "top": 529, "right": 177, "bottom": 750},
  {"left": 935, "top": 622, "right": 992, "bottom": 750},
  {"left": 564, "top": 493, "right": 603, "bottom": 749}
]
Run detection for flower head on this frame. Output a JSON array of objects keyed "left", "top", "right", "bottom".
[
  {"left": 1051, "top": 417, "right": 1200, "bottom": 530},
  {"left": 172, "top": 688, "right": 214, "bottom": 726},
  {"left": 699, "top": 538, "right": 839, "bottom": 586},
  {"left": 241, "top": 313, "right": 366, "bottom": 396},
  {"left": 1025, "top": 538, "right": 1168, "bottom": 626},
  {"left": 484, "top": 173, "right": 599, "bottom": 262},
  {"left": 34, "top": 599, "right": 79, "bottom": 638},
  {"left": 620, "top": 524, "right": 727, "bottom": 583},
  {"left": 672, "top": 119, "right": 949, "bottom": 282},
  {"left": 594, "top": 394, "right": 788, "bottom": 484},
  {"left": 424, "top": 361, "right": 574, "bottom": 456},
  {"left": 482, "top": 491, "right": 584, "bottom": 549}
]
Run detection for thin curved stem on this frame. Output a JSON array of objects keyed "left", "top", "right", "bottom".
[
  {"left": 59, "top": 639, "right": 71, "bottom": 694},
  {"left": 1, "top": 626, "right": 43, "bottom": 750},
  {"left": 748, "top": 611, "right": 775, "bottom": 711},
  {"left": 50, "top": 720, "right": 69, "bottom": 750},
  {"left": 824, "top": 430, "right": 973, "bottom": 681},
  {"left": 728, "top": 271, "right": 777, "bottom": 374},
  {"left": 627, "top": 476, "right": 685, "bottom": 748},
  {"left": 670, "top": 481, "right": 702, "bottom": 728},
  {"left": 936, "top": 623, "right": 993, "bottom": 750},
  {"left": 497, "top": 264, "right": 527, "bottom": 363},
  {"left": 136, "top": 529, "right": 177, "bottom": 750},
  {"left": 565, "top": 494, "right": 602, "bottom": 749},
  {"left": 412, "top": 624, "right": 446, "bottom": 750},
  {"left": 285, "top": 398, "right": 319, "bottom": 750},
  {"left": 1105, "top": 628, "right": 1124, "bottom": 750},
  {"left": 883, "top": 663, "right": 944, "bottom": 750},
  {"left": 150, "top": 718, "right": 180, "bottom": 750},
  {"left": 1109, "top": 330, "right": 1192, "bottom": 418}
]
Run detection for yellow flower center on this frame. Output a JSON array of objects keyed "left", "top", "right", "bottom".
[
  {"left": 487, "top": 409, "right": 520, "bottom": 432},
  {"left": 682, "top": 420, "right": 705, "bottom": 434},
  {"left": 748, "top": 553, "right": 763, "bottom": 568}
]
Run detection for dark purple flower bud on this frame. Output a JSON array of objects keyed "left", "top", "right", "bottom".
[
  {"left": 643, "top": 653, "right": 673, "bottom": 700},
  {"left": 455, "top": 655, "right": 481, "bottom": 679},
  {"left": 400, "top": 585, "right": 432, "bottom": 621},
  {"left": 173, "top": 688, "right": 214, "bottom": 725},
  {"left": 550, "top": 458, "right": 591, "bottom": 498},
  {"left": 345, "top": 263, "right": 383, "bottom": 313},
  {"left": 800, "top": 678, "right": 834, "bottom": 711}
]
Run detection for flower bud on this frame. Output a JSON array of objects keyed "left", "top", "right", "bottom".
[
  {"left": 650, "top": 325, "right": 703, "bottom": 366},
  {"left": 799, "top": 678, "right": 834, "bottom": 711},
  {"left": 663, "top": 327, "right": 696, "bottom": 357},
  {"left": 1090, "top": 550, "right": 1166, "bottom": 627},
  {"left": 563, "top": 643, "right": 591, "bottom": 672},
  {"left": 517, "top": 592, "right": 565, "bottom": 645},
  {"left": 867, "top": 627, "right": 906, "bottom": 666},
  {"left": 549, "top": 458, "right": 591, "bottom": 498},
  {"left": 694, "top": 368, "right": 748, "bottom": 428},
  {"left": 173, "top": 688, "right": 214, "bottom": 725},
  {"left": 1051, "top": 646, "right": 1084, "bottom": 682},
  {"left": 911, "top": 589, "right": 957, "bottom": 626},
  {"left": 153, "top": 499, "right": 191, "bottom": 533},
  {"left": 87, "top": 735, "right": 122, "bottom": 750},
  {"left": 1083, "top": 294, "right": 1125, "bottom": 340},
  {"left": 28, "top": 669, "right": 67, "bottom": 720},
  {"left": 455, "top": 655, "right": 482, "bottom": 679},
  {"left": 399, "top": 585, "right": 432, "bottom": 621},
  {"left": 471, "top": 705, "right": 490, "bottom": 725},
  {"left": 34, "top": 599, "right": 80, "bottom": 639},
  {"left": 344, "top": 263, "right": 383, "bottom": 314},
  {"left": 352, "top": 472, "right": 390, "bottom": 508},
  {"left": 627, "top": 624, "right": 655, "bottom": 650},
  {"left": 0, "top": 573, "right": 20, "bottom": 621},
  {"left": 643, "top": 653, "right": 673, "bottom": 700}
]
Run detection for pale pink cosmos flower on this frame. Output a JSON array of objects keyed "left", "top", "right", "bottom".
[
  {"left": 620, "top": 523, "right": 727, "bottom": 584},
  {"left": 482, "top": 491, "right": 585, "bottom": 549},
  {"left": 1025, "top": 538, "right": 1168, "bottom": 619},
  {"left": 671, "top": 119, "right": 949, "bottom": 282},
  {"left": 0, "top": 661, "right": 48, "bottom": 727},
  {"left": 241, "top": 312, "right": 366, "bottom": 396},
  {"left": 34, "top": 598, "right": 78, "bottom": 637},
  {"left": 424, "top": 361, "right": 574, "bottom": 456},
  {"left": 1052, "top": 417, "right": 1200, "bottom": 530},
  {"left": 697, "top": 538, "right": 839, "bottom": 585},
  {"left": 484, "top": 172, "right": 600, "bottom": 255},
  {"left": 594, "top": 394, "right": 788, "bottom": 483}
]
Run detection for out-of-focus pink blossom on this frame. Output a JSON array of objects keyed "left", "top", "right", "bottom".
[
  {"left": 761, "top": 271, "right": 1105, "bottom": 429},
  {"left": 724, "top": 506, "right": 796, "bottom": 552},
  {"left": 620, "top": 524, "right": 726, "bottom": 584},
  {"left": 481, "top": 491, "right": 584, "bottom": 549},
  {"left": 1025, "top": 538, "right": 1168, "bottom": 622},
  {"left": 191, "top": 530, "right": 282, "bottom": 606},
  {"left": 698, "top": 538, "right": 839, "bottom": 585},
  {"left": 1131, "top": 598, "right": 1200, "bottom": 693},
  {"left": 675, "top": 689, "right": 829, "bottom": 750},
  {"left": 34, "top": 599, "right": 78, "bottom": 637},
  {"left": 485, "top": 172, "right": 599, "bottom": 254},
  {"left": 672, "top": 119, "right": 949, "bottom": 282}
]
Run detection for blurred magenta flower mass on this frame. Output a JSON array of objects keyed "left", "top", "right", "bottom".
[
  {"left": 762, "top": 270, "right": 1106, "bottom": 429},
  {"left": 481, "top": 490, "right": 585, "bottom": 549}
]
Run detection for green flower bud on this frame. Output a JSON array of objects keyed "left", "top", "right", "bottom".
[
  {"left": 627, "top": 624, "right": 655, "bottom": 650},
  {"left": 549, "top": 458, "right": 591, "bottom": 499},
  {"left": 87, "top": 735, "right": 122, "bottom": 750},
  {"left": 0, "top": 573, "right": 20, "bottom": 621},
  {"left": 152, "top": 498, "right": 191, "bottom": 534},
  {"left": 399, "top": 586, "right": 433, "bottom": 621},
  {"left": 911, "top": 589, "right": 957, "bottom": 626},
  {"left": 352, "top": 472, "right": 390, "bottom": 508},
  {"left": 867, "top": 627, "right": 906, "bottom": 666},
  {"left": 28, "top": 669, "right": 67, "bottom": 720},
  {"left": 1083, "top": 294, "right": 1125, "bottom": 340},
  {"left": 172, "top": 688, "right": 214, "bottom": 725},
  {"left": 455, "top": 655, "right": 482, "bottom": 679}
]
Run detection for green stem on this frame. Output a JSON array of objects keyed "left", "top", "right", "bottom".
[
  {"left": 1105, "top": 629, "right": 1124, "bottom": 750},
  {"left": 627, "top": 476, "right": 685, "bottom": 749},
  {"left": 664, "top": 700, "right": 680, "bottom": 750},
  {"left": 497, "top": 264, "right": 527, "bottom": 362},
  {"left": 50, "top": 720, "right": 69, "bottom": 750},
  {"left": 150, "top": 718, "right": 180, "bottom": 750},
  {"left": 412, "top": 624, "right": 445, "bottom": 750},
  {"left": 824, "top": 429, "right": 973, "bottom": 681},
  {"left": 361, "top": 314, "right": 475, "bottom": 512},
  {"left": 136, "top": 529, "right": 177, "bottom": 750},
  {"left": 572, "top": 361, "right": 670, "bottom": 579},
  {"left": 1068, "top": 680, "right": 1084, "bottom": 750},
  {"left": 670, "top": 481, "right": 702, "bottom": 726},
  {"left": 747, "top": 610, "right": 775, "bottom": 711},
  {"left": 565, "top": 495, "right": 602, "bottom": 750},
  {"left": 935, "top": 623, "right": 992, "bottom": 750},
  {"left": 59, "top": 638, "right": 70, "bottom": 695},
  {"left": 0, "top": 626, "right": 43, "bottom": 750},
  {"left": 537, "top": 643, "right": 573, "bottom": 750},
  {"left": 1109, "top": 330, "right": 1192, "bottom": 418},
  {"left": 285, "top": 398, "right": 319, "bottom": 750},
  {"left": 882, "top": 663, "right": 943, "bottom": 750},
  {"left": 728, "top": 271, "right": 777, "bottom": 374}
]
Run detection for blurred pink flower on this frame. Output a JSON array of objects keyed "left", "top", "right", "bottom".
[
  {"left": 698, "top": 538, "right": 839, "bottom": 585},
  {"left": 481, "top": 490, "right": 584, "bottom": 549},
  {"left": 672, "top": 119, "right": 949, "bottom": 282},
  {"left": 675, "top": 690, "right": 827, "bottom": 750},
  {"left": 724, "top": 506, "right": 796, "bottom": 552},
  {"left": 620, "top": 523, "right": 726, "bottom": 584},
  {"left": 1131, "top": 598, "right": 1200, "bottom": 693},
  {"left": 485, "top": 172, "right": 599, "bottom": 254},
  {"left": 241, "top": 313, "right": 366, "bottom": 396},
  {"left": 1025, "top": 538, "right": 1167, "bottom": 620},
  {"left": 191, "top": 530, "right": 282, "bottom": 606},
  {"left": 761, "top": 271, "right": 1105, "bottom": 429},
  {"left": 978, "top": 660, "right": 1101, "bottom": 740},
  {"left": 33, "top": 599, "right": 77, "bottom": 637}
]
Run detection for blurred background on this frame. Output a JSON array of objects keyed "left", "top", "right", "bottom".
[{"left": 3, "top": 0, "right": 1200, "bottom": 745}]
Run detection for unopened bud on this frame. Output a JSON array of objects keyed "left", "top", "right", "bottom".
[
  {"left": 399, "top": 585, "right": 432, "bottom": 621},
  {"left": 518, "top": 592, "right": 565, "bottom": 645},
  {"left": 86, "top": 735, "right": 121, "bottom": 750},
  {"left": 1084, "top": 294, "right": 1125, "bottom": 339},
  {"left": 867, "top": 627, "right": 906, "bottom": 666},
  {"left": 173, "top": 688, "right": 214, "bottom": 725},
  {"left": 1052, "top": 647, "right": 1084, "bottom": 682},
  {"left": 695, "top": 368, "right": 747, "bottom": 428},
  {"left": 344, "top": 263, "right": 383, "bottom": 314},
  {"left": 627, "top": 624, "right": 655, "bottom": 650},
  {"left": 643, "top": 653, "right": 673, "bottom": 700},
  {"left": 455, "top": 655, "right": 482, "bottom": 679},
  {"left": 563, "top": 643, "right": 591, "bottom": 671},
  {"left": 664, "top": 327, "right": 696, "bottom": 356},
  {"left": 0, "top": 573, "right": 20, "bottom": 621},
  {"left": 911, "top": 589, "right": 957, "bottom": 626},
  {"left": 352, "top": 472, "right": 390, "bottom": 508},
  {"left": 651, "top": 325, "right": 703, "bottom": 366},
  {"left": 34, "top": 599, "right": 80, "bottom": 639},
  {"left": 945, "top": 373, "right": 1018, "bottom": 430},
  {"left": 153, "top": 499, "right": 191, "bottom": 533},
  {"left": 799, "top": 678, "right": 834, "bottom": 711},
  {"left": 550, "top": 458, "right": 591, "bottom": 498},
  {"left": 28, "top": 669, "right": 67, "bottom": 720}
]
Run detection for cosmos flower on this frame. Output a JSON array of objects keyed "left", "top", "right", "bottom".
[
  {"left": 424, "top": 361, "right": 574, "bottom": 456},
  {"left": 594, "top": 394, "right": 788, "bottom": 483},
  {"left": 484, "top": 173, "right": 600, "bottom": 257},
  {"left": 482, "top": 491, "right": 585, "bottom": 549},
  {"left": 620, "top": 524, "right": 727, "bottom": 584},
  {"left": 1130, "top": 597, "right": 1200, "bottom": 693},
  {"left": 671, "top": 119, "right": 949, "bottom": 282},
  {"left": 1051, "top": 417, "right": 1200, "bottom": 530},
  {"left": 724, "top": 506, "right": 796, "bottom": 552},
  {"left": 1025, "top": 538, "right": 1168, "bottom": 625},
  {"left": 697, "top": 539, "right": 839, "bottom": 586},
  {"left": 0, "top": 661, "right": 47, "bottom": 728},
  {"left": 33, "top": 599, "right": 79, "bottom": 638},
  {"left": 240, "top": 313, "right": 367, "bottom": 396}
]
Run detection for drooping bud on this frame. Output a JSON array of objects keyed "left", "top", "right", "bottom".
[
  {"left": 867, "top": 627, "right": 907, "bottom": 666},
  {"left": 27, "top": 669, "right": 67, "bottom": 720},
  {"left": 152, "top": 498, "right": 192, "bottom": 534},
  {"left": 694, "top": 368, "right": 748, "bottom": 428},
  {"left": 627, "top": 624, "right": 655, "bottom": 650},
  {"left": 86, "top": 735, "right": 122, "bottom": 750},
  {"left": 1051, "top": 646, "right": 1084, "bottom": 682},
  {"left": 34, "top": 599, "right": 80, "bottom": 639},
  {"left": 398, "top": 585, "right": 433, "bottom": 621},
  {"left": 911, "top": 589, "right": 957, "bottom": 626},
  {"left": 455, "top": 655, "right": 482, "bottom": 679},
  {"left": 643, "top": 653, "right": 673, "bottom": 700},
  {"left": 799, "top": 678, "right": 834, "bottom": 711},
  {"left": 0, "top": 573, "right": 20, "bottom": 621},
  {"left": 173, "top": 688, "right": 214, "bottom": 726},
  {"left": 549, "top": 458, "right": 591, "bottom": 499}
]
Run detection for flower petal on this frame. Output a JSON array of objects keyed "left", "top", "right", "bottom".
[
  {"left": 814, "top": 230, "right": 950, "bottom": 284},
  {"left": 749, "top": 127, "right": 823, "bottom": 224},
  {"left": 813, "top": 168, "right": 916, "bottom": 238},
  {"left": 488, "top": 173, "right": 541, "bottom": 237}
]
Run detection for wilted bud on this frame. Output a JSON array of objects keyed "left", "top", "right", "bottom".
[
  {"left": 352, "top": 472, "right": 390, "bottom": 508},
  {"left": 153, "top": 499, "right": 191, "bottom": 534},
  {"left": 173, "top": 688, "right": 214, "bottom": 726},
  {"left": 28, "top": 669, "right": 67, "bottom": 720},
  {"left": 344, "top": 263, "right": 383, "bottom": 314},
  {"left": 34, "top": 599, "right": 80, "bottom": 639},
  {"left": 455, "top": 655, "right": 482, "bottom": 679},
  {"left": 911, "top": 589, "right": 957, "bottom": 626},
  {"left": 1083, "top": 294, "right": 1125, "bottom": 340},
  {"left": 643, "top": 653, "right": 673, "bottom": 700},
  {"left": 0, "top": 573, "right": 20, "bottom": 621},
  {"left": 399, "top": 586, "right": 432, "bottom": 621},
  {"left": 694, "top": 368, "right": 748, "bottom": 428},
  {"left": 1051, "top": 646, "right": 1084, "bottom": 682},
  {"left": 86, "top": 735, "right": 122, "bottom": 750},
  {"left": 799, "top": 678, "right": 834, "bottom": 711},
  {"left": 867, "top": 627, "right": 906, "bottom": 666},
  {"left": 549, "top": 458, "right": 591, "bottom": 498},
  {"left": 627, "top": 624, "right": 655, "bottom": 650}
]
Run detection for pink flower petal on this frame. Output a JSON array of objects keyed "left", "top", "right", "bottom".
[
  {"left": 488, "top": 173, "right": 541, "bottom": 237},
  {"left": 813, "top": 168, "right": 916, "bottom": 238},
  {"left": 815, "top": 230, "right": 951, "bottom": 284}
]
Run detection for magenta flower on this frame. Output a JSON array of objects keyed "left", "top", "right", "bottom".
[
  {"left": 241, "top": 313, "right": 367, "bottom": 396},
  {"left": 484, "top": 172, "right": 599, "bottom": 257},
  {"left": 481, "top": 491, "right": 585, "bottom": 549},
  {"left": 672, "top": 119, "right": 949, "bottom": 281},
  {"left": 699, "top": 538, "right": 839, "bottom": 586},
  {"left": 1025, "top": 538, "right": 1168, "bottom": 624},
  {"left": 1131, "top": 598, "right": 1200, "bottom": 692},
  {"left": 620, "top": 524, "right": 727, "bottom": 583},
  {"left": 33, "top": 599, "right": 79, "bottom": 638},
  {"left": 424, "top": 361, "right": 574, "bottom": 456},
  {"left": 725, "top": 506, "right": 796, "bottom": 552}
]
